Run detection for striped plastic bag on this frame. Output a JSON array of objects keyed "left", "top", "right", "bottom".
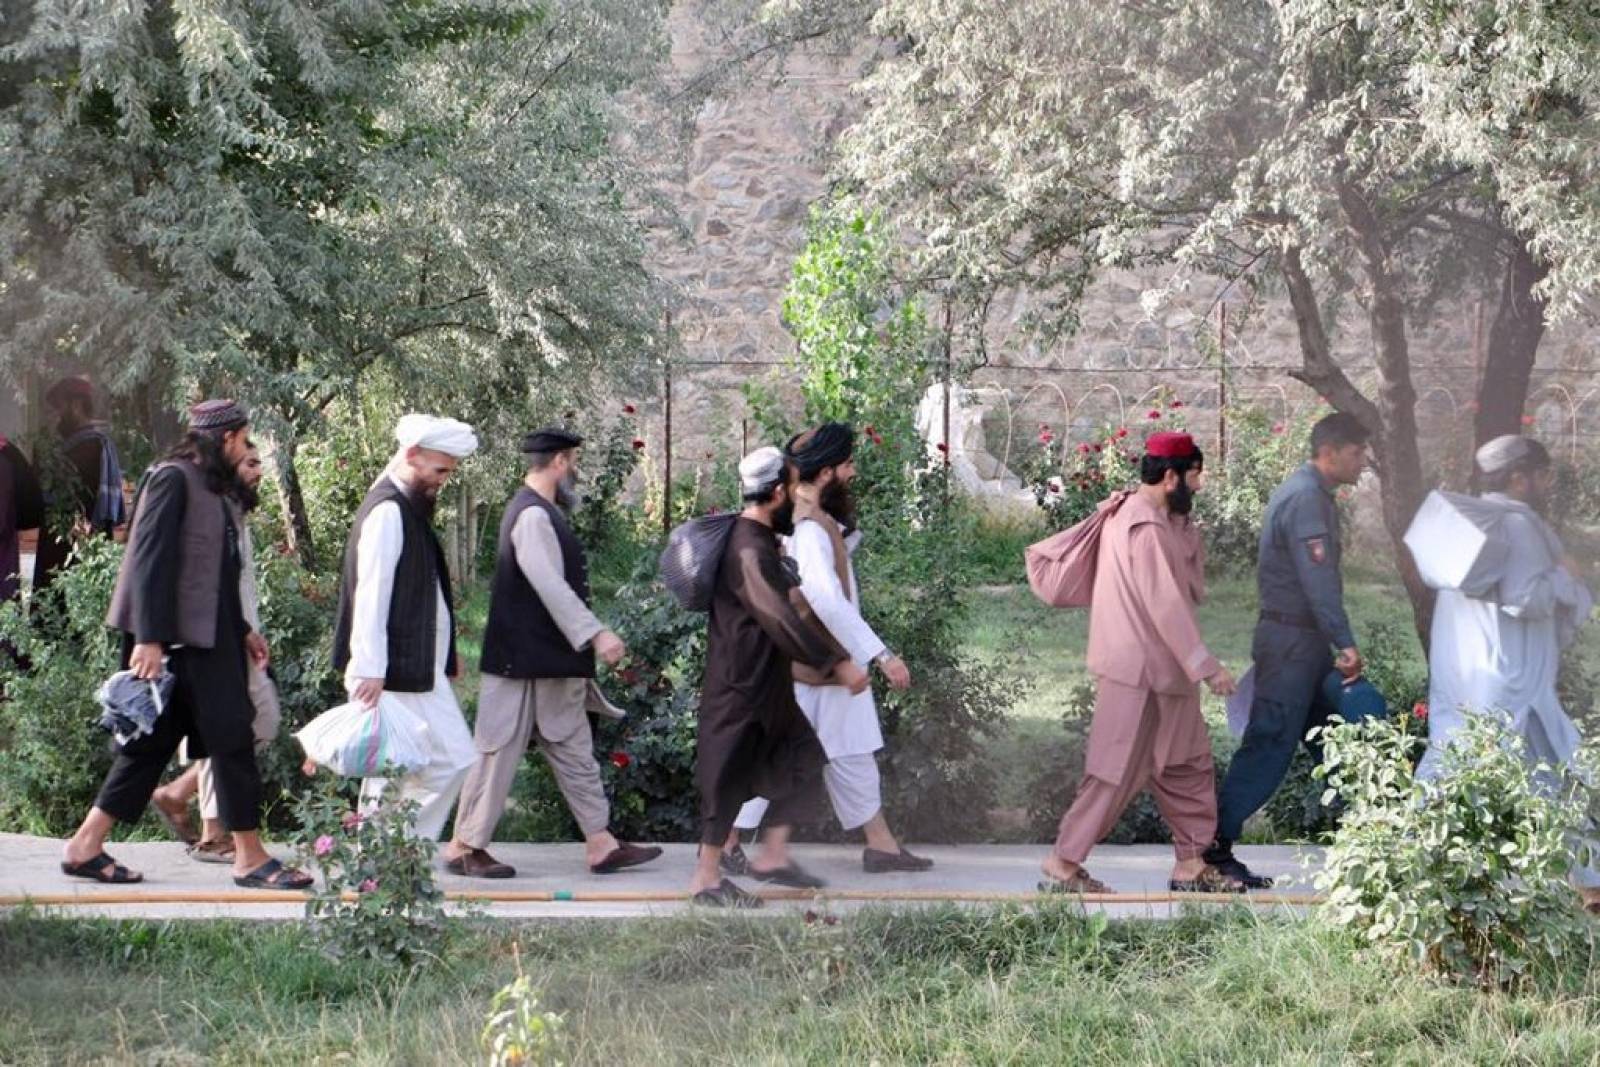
[{"left": 295, "top": 695, "right": 432, "bottom": 777}]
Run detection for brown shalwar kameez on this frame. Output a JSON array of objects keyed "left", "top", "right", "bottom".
[
  {"left": 697, "top": 517, "right": 844, "bottom": 845},
  {"left": 1054, "top": 494, "right": 1223, "bottom": 865}
]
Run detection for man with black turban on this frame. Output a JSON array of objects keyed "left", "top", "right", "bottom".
[
  {"left": 722, "top": 422, "right": 933, "bottom": 875},
  {"left": 446, "top": 427, "right": 661, "bottom": 879}
]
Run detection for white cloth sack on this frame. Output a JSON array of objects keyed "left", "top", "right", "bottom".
[
  {"left": 1404, "top": 491, "right": 1511, "bottom": 596},
  {"left": 296, "top": 695, "right": 433, "bottom": 777},
  {"left": 1225, "top": 664, "right": 1256, "bottom": 738}
]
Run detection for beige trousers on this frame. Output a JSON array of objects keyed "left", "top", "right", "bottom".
[{"left": 453, "top": 674, "right": 610, "bottom": 848}]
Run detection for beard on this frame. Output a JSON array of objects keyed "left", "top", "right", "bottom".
[
  {"left": 233, "top": 479, "right": 261, "bottom": 513},
  {"left": 772, "top": 500, "right": 796, "bottom": 536},
  {"left": 556, "top": 471, "right": 580, "bottom": 511},
  {"left": 819, "top": 478, "right": 857, "bottom": 531},
  {"left": 1166, "top": 479, "right": 1195, "bottom": 516}
]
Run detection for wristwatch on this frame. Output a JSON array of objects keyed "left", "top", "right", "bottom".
[{"left": 874, "top": 650, "right": 895, "bottom": 667}]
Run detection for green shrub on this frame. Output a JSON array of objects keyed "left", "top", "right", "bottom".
[
  {"left": 1314, "top": 711, "right": 1596, "bottom": 987},
  {"left": 291, "top": 773, "right": 449, "bottom": 965},
  {"left": 0, "top": 537, "right": 124, "bottom": 833}
]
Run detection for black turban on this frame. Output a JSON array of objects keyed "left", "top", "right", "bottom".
[
  {"left": 786, "top": 422, "right": 854, "bottom": 480},
  {"left": 521, "top": 427, "right": 583, "bottom": 454}
]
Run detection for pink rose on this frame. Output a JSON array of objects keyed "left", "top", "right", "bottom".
[
  {"left": 314, "top": 835, "right": 335, "bottom": 857},
  {"left": 358, "top": 878, "right": 378, "bottom": 894}
]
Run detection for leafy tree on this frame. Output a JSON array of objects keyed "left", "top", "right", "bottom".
[
  {"left": 763, "top": 0, "right": 1600, "bottom": 642},
  {"left": 0, "top": 0, "right": 674, "bottom": 561}
]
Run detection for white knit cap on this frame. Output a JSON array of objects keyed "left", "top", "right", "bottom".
[
  {"left": 1475, "top": 434, "right": 1533, "bottom": 475},
  {"left": 738, "top": 446, "right": 787, "bottom": 495},
  {"left": 395, "top": 414, "right": 479, "bottom": 458}
]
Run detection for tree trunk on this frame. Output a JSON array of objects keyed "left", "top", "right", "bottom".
[
  {"left": 1474, "top": 235, "right": 1547, "bottom": 448},
  {"left": 271, "top": 434, "right": 317, "bottom": 569},
  {"left": 1336, "top": 184, "right": 1435, "bottom": 648}
]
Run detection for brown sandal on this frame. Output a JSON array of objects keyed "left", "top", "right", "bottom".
[
  {"left": 1038, "top": 870, "right": 1112, "bottom": 894},
  {"left": 1170, "top": 865, "right": 1246, "bottom": 894},
  {"left": 188, "top": 838, "right": 235, "bottom": 865}
]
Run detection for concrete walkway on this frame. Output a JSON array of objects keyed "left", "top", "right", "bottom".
[{"left": 1, "top": 833, "right": 1324, "bottom": 920}]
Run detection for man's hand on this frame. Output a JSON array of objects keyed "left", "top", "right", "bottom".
[
  {"left": 244, "top": 631, "right": 270, "bottom": 669},
  {"left": 835, "top": 660, "right": 871, "bottom": 696},
  {"left": 593, "top": 629, "right": 627, "bottom": 668},
  {"left": 1204, "top": 666, "right": 1237, "bottom": 697},
  {"left": 352, "top": 678, "right": 384, "bottom": 709},
  {"left": 876, "top": 653, "right": 912, "bottom": 691},
  {"left": 129, "top": 642, "right": 164, "bottom": 681},
  {"left": 1335, "top": 647, "right": 1363, "bottom": 680}
]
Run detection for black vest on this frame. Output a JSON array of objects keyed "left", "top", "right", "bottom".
[
  {"left": 480, "top": 487, "right": 595, "bottom": 679},
  {"left": 333, "top": 477, "right": 457, "bottom": 693}
]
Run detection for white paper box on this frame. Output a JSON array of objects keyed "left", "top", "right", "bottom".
[{"left": 1403, "top": 490, "right": 1508, "bottom": 596}]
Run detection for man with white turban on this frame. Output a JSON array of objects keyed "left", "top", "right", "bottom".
[
  {"left": 687, "top": 446, "right": 870, "bottom": 907},
  {"left": 1416, "top": 434, "right": 1600, "bottom": 912},
  {"left": 331, "top": 415, "right": 482, "bottom": 840}
]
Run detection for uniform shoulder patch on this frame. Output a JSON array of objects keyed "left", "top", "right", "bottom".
[{"left": 1304, "top": 536, "right": 1327, "bottom": 565}]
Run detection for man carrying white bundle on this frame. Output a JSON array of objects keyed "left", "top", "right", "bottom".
[
  {"left": 330, "top": 414, "right": 481, "bottom": 840},
  {"left": 1414, "top": 434, "right": 1599, "bottom": 912}
]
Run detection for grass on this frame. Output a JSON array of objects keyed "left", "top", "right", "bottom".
[{"left": 5, "top": 905, "right": 1600, "bottom": 1065}]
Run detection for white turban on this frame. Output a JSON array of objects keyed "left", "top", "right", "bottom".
[
  {"left": 1475, "top": 434, "right": 1532, "bottom": 475},
  {"left": 738, "top": 446, "right": 786, "bottom": 496},
  {"left": 395, "top": 414, "right": 479, "bottom": 458}
]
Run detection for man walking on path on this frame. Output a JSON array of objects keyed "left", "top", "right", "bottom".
[
  {"left": 151, "top": 443, "right": 283, "bottom": 862},
  {"left": 1042, "top": 431, "right": 1242, "bottom": 895},
  {"left": 1417, "top": 435, "right": 1600, "bottom": 911},
  {"left": 446, "top": 427, "right": 662, "bottom": 878},
  {"left": 34, "top": 376, "right": 126, "bottom": 588},
  {"left": 62, "top": 401, "right": 309, "bottom": 890},
  {"left": 722, "top": 423, "right": 931, "bottom": 876},
  {"left": 688, "top": 446, "right": 870, "bottom": 907},
  {"left": 332, "top": 414, "right": 480, "bottom": 841},
  {"left": 1205, "top": 412, "right": 1368, "bottom": 888}
]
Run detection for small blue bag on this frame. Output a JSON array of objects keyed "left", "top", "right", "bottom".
[{"left": 1322, "top": 671, "right": 1390, "bottom": 724}]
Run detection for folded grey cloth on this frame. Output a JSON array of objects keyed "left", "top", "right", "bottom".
[{"left": 97, "top": 666, "right": 175, "bottom": 747}]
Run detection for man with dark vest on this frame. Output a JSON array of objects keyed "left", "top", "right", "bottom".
[
  {"left": 34, "top": 375, "right": 126, "bottom": 589},
  {"left": 61, "top": 400, "right": 310, "bottom": 890},
  {"left": 446, "top": 427, "right": 661, "bottom": 878},
  {"left": 333, "top": 414, "right": 481, "bottom": 840}
]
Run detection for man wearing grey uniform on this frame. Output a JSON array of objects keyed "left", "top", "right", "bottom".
[
  {"left": 445, "top": 428, "right": 661, "bottom": 878},
  {"left": 1205, "top": 412, "right": 1368, "bottom": 888}
]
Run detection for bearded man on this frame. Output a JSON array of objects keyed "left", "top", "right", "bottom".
[
  {"left": 1417, "top": 435, "right": 1600, "bottom": 912},
  {"left": 722, "top": 423, "right": 930, "bottom": 877},
  {"left": 688, "top": 446, "right": 870, "bottom": 907},
  {"left": 1042, "top": 432, "right": 1242, "bottom": 895},
  {"left": 332, "top": 415, "right": 481, "bottom": 840},
  {"left": 446, "top": 427, "right": 661, "bottom": 878}
]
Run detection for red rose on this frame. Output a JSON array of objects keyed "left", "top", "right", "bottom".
[
  {"left": 631, "top": 438, "right": 645, "bottom": 450},
  {"left": 1147, "top": 410, "right": 1162, "bottom": 420},
  {"left": 1077, "top": 443, "right": 1091, "bottom": 454},
  {"left": 1413, "top": 702, "right": 1428, "bottom": 720},
  {"left": 1271, "top": 422, "right": 1285, "bottom": 434},
  {"left": 864, "top": 425, "right": 876, "bottom": 435},
  {"left": 1115, "top": 428, "right": 1129, "bottom": 439},
  {"left": 623, "top": 404, "right": 637, "bottom": 415},
  {"left": 1040, "top": 430, "right": 1056, "bottom": 445},
  {"left": 936, "top": 442, "right": 948, "bottom": 453},
  {"left": 1521, "top": 414, "right": 1535, "bottom": 426},
  {"left": 610, "top": 751, "right": 632, "bottom": 769},
  {"left": 1170, "top": 400, "right": 1184, "bottom": 409},
  {"left": 1092, "top": 444, "right": 1102, "bottom": 453}
]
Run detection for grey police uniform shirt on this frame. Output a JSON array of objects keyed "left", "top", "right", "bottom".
[{"left": 1256, "top": 463, "right": 1356, "bottom": 651}]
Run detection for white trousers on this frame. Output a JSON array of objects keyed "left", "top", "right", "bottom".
[{"left": 734, "top": 752, "right": 882, "bottom": 833}]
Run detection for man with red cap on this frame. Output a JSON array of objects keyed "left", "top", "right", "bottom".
[{"left": 1041, "top": 431, "right": 1244, "bottom": 895}]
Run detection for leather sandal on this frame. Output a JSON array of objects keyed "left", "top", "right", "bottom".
[
  {"left": 445, "top": 849, "right": 515, "bottom": 879},
  {"left": 1169, "top": 865, "right": 1246, "bottom": 894},
  {"left": 691, "top": 878, "right": 764, "bottom": 909},
  {"left": 187, "top": 838, "right": 235, "bottom": 865},
  {"left": 589, "top": 842, "right": 663, "bottom": 875},
  {"left": 1038, "top": 869, "right": 1111, "bottom": 894},
  {"left": 61, "top": 852, "right": 143, "bottom": 884}
]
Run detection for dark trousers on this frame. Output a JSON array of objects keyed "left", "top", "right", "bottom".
[
  {"left": 95, "top": 643, "right": 261, "bottom": 832},
  {"left": 1214, "top": 622, "right": 1337, "bottom": 843}
]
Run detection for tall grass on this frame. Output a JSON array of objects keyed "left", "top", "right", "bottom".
[{"left": 4, "top": 905, "right": 1599, "bottom": 1065}]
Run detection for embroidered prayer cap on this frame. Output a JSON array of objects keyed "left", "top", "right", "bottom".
[
  {"left": 1475, "top": 434, "right": 1540, "bottom": 475},
  {"left": 738, "top": 445, "right": 787, "bottom": 496},
  {"left": 520, "top": 427, "right": 584, "bottom": 454},
  {"left": 786, "top": 422, "right": 855, "bottom": 480},
  {"left": 394, "top": 414, "right": 479, "bottom": 458},
  {"left": 187, "top": 399, "right": 249, "bottom": 433},
  {"left": 45, "top": 376, "right": 94, "bottom": 410},
  {"left": 1144, "top": 431, "right": 1197, "bottom": 459}
]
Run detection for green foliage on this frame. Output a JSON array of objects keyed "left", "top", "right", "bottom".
[
  {"left": 1315, "top": 711, "right": 1596, "bottom": 987},
  {"left": 291, "top": 774, "right": 449, "bottom": 966},
  {"left": 0, "top": 537, "right": 123, "bottom": 833},
  {"left": 482, "top": 946, "right": 566, "bottom": 1067}
]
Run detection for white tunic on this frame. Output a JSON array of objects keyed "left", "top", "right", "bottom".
[
  {"left": 1419, "top": 494, "right": 1593, "bottom": 780},
  {"left": 344, "top": 491, "right": 478, "bottom": 777},
  {"left": 786, "top": 519, "right": 887, "bottom": 759}
]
